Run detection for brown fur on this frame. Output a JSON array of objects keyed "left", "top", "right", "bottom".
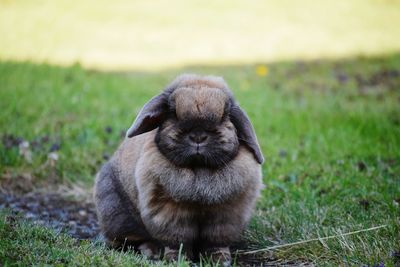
[
  {"left": 94, "top": 74, "right": 263, "bottom": 263},
  {"left": 172, "top": 86, "right": 228, "bottom": 120}
]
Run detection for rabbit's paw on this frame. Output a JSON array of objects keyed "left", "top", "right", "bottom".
[
  {"left": 163, "top": 246, "right": 180, "bottom": 261},
  {"left": 204, "top": 247, "right": 231, "bottom": 267},
  {"left": 138, "top": 242, "right": 161, "bottom": 260},
  {"left": 163, "top": 245, "right": 193, "bottom": 262}
]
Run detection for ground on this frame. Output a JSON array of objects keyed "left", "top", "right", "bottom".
[
  {"left": 1, "top": 53, "right": 399, "bottom": 266},
  {"left": 1, "top": 0, "right": 400, "bottom": 265}
]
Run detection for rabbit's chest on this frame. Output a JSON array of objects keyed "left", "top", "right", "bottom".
[
  {"left": 135, "top": 144, "right": 260, "bottom": 209},
  {"left": 142, "top": 183, "right": 227, "bottom": 227},
  {"left": 157, "top": 167, "right": 245, "bottom": 204}
]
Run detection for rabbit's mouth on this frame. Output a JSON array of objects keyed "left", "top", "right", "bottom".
[
  {"left": 187, "top": 153, "right": 206, "bottom": 166},
  {"left": 195, "top": 143, "right": 206, "bottom": 153},
  {"left": 185, "top": 146, "right": 207, "bottom": 167}
]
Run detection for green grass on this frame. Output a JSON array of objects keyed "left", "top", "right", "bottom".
[
  {"left": 1, "top": 1, "right": 400, "bottom": 265},
  {"left": 1, "top": 53, "right": 400, "bottom": 265},
  {"left": 0, "top": 211, "right": 191, "bottom": 266},
  {"left": 1, "top": 0, "right": 400, "bottom": 70}
]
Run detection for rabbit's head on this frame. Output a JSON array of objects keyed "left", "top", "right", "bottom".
[{"left": 126, "top": 74, "right": 263, "bottom": 168}]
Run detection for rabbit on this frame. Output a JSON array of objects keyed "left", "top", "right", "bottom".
[{"left": 94, "top": 74, "right": 264, "bottom": 265}]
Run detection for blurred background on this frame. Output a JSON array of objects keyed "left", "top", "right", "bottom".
[
  {"left": 1, "top": 0, "right": 400, "bottom": 265},
  {"left": 1, "top": 0, "right": 400, "bottom": 70}
]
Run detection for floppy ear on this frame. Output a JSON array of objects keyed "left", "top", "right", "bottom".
[
  {"left": 230, "top": 105, "right": 264, "bottom": 164},
  {"left": 126, "top": 93, "right": 168, "bottom": 138}
]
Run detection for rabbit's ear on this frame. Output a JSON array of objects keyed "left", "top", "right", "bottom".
[
  {"left": 230, "top": 105, "right": 264, "bottom": 164},
  {"left": 126, "top": 94, "right": 168, "bottom": 138}
]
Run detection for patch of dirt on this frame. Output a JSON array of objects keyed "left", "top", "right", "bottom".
[{"left": 0, "top": 192, "right": 99, "bottom": 240}]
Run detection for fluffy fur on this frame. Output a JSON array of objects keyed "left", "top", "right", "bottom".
[{"left": 94, "top": 74, "right": 264, "bottom": 264}]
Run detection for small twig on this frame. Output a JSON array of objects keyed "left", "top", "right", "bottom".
[{"left": 237, "top": 224, "right": 387, "bottom": 255}]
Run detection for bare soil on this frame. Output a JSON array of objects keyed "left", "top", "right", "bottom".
[{"left": 0, "top": 192, "right": 99, "bottom": 240}]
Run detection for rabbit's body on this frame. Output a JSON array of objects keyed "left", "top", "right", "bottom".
[
  {"left": 95, "top": 130, "right": 261, "bottom": 246},
  {"left": 94, "top": 74, "right": 264, "bottom": 263}
]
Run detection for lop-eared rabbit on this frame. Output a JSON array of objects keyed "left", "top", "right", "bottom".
[{"left": 94, "top": 74, "right": 264, "bottom": 265}]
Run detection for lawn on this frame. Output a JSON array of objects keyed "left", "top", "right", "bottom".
[
  {"left": 1, "top": 0, "right": 400, "bottom": 265},
  {"left": 1, "top": 53, "right": 399, "bottom": 265}
]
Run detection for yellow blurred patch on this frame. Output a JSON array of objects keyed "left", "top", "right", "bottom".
[{"left": 256, "top": 65, "right": 269, "bottom": 77}]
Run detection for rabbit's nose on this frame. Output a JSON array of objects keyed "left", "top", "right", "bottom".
[{"left": 189, "top": 133, "right": 208, "bottom": 144}]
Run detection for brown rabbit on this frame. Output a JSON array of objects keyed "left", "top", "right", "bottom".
[{"left": 94, "top": 74, "right": 263, "bottom": 265}]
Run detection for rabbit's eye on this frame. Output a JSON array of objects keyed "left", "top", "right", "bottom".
[
  {"left": 204, "top": 128, "right": 216, "bottom": 134},
  {"left": 168, "top": 111, "right": 177, "bottom": 119},
  {"left": 180, "top": 124, "right": 193, "bottom": 133}
]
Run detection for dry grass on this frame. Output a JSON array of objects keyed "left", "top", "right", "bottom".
[{"left": 1, "top": 0, "right": 400, "bottom": 70}]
